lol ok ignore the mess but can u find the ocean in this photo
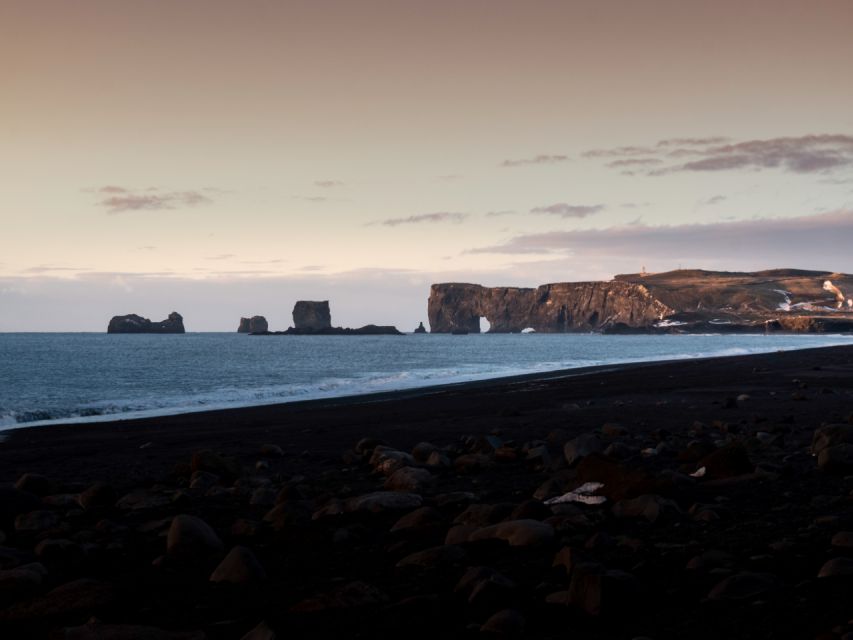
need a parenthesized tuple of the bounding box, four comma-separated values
(1, 332, 850, 430)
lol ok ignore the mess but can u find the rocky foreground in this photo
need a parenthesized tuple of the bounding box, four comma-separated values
(1, 347, 853, 638)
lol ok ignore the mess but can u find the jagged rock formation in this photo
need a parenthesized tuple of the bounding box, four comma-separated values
(414, 322, 427, 334)
(429, 270, 853, 334)
(107, 312, 185, 334)
(292, 301, 332, 332)
(238, 316, 269, 333)
(252, 301, 403, 335)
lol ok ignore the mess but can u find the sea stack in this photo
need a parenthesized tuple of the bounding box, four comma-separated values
(107, 312, 185, 334)
(414, 322, 427, 333)
(238, 316, 269, 333)
(292, 301, 332, 332)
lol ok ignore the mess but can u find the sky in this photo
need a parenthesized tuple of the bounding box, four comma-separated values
(1, 0, 852, 331)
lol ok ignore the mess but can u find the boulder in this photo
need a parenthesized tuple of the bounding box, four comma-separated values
(14, 473, 53, 497)
(396, 544, 467, 569)
(190, 450, 241, 482)
(468, 519, 555, 547)
(564, 433, 604, 466)
(707, 572, 777, 600)
(384, 467, 434, 492)
(61, 620, 205, 640)
(817, 557, 853, 578)
(210, 546, 266, 584)
(166, 515, 224, 564)
(345, 492, 423, 514)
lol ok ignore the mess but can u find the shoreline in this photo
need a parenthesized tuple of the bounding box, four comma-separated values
(3, 336, 851, 432)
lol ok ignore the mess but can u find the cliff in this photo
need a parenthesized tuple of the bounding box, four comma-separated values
(107, 312, 185, 334)
(238, 316, 269, 333)
(428, 269, 853, 333)
(293, 301, 331, 331)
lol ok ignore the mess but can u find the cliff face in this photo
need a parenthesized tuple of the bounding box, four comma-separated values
(238, 316, 269, 333)
(107, 312, 185, 334)
(429, 270, 853, 333)
(292, 301, 331, 331)
(428, 282, 672, 333)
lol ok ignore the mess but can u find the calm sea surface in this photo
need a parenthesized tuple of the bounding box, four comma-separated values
(1, 332, 850, 429)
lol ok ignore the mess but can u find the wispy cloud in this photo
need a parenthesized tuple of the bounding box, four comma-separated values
(587, 134, 853, 176)
(96, 187, 213, 213)
(437, 174, 463, 182)
(467, 211, 853, 266)
(205, 254, 235, 261)
(530, 203, 605, 218)
(314, 180, 344, 188)
(371, 212, 469, 227)
(701, 195, 727, 206)
(485, 210, 516, 217)
(501, 154, 570, 167)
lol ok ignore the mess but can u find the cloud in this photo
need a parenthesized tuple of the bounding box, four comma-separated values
(293, 195, 330, 202)
(589, 134, 853, 176)
(485, 210, 516, 217)
(205, 254, 235, 261)
(501, 154, 570, 167)
(530, 203, 605, 218)
(314, 180, 344, 188)
(702, 195, 727, 206)
(605, 158, 662, 168)
(437, 174, 463, 181)
(372, 212, 469, 227)
(97, 188, 213, 213)
(467, 211, 853, 269)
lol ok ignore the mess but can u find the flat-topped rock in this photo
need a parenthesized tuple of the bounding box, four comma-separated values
(107, 312, 185, 334)
(238, 316, 269, 333)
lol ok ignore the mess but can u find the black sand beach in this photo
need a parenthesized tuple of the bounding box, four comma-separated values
(1, 345, 852, 638)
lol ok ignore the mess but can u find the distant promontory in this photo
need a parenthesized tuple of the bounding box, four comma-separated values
(428, 269, 853, 334)
(107, 312, 185, 334)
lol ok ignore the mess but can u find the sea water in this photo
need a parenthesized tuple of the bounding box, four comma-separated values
(0, 332, 850, 429)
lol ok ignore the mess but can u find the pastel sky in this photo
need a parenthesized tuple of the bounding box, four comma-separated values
(2, 0, 852, 331)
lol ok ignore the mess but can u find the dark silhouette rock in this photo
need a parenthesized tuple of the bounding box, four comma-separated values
(428, 269, 853, 333)
(238, 316, 269, 333)
(292, 301, 332, 331)
(107, 312, 185, 334)
(413, 322, 427, 333)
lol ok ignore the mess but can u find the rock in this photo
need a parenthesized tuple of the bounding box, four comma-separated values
(697, 443, 753, 480)
(413, 322, 427, 334)
(249, 488, 277, 507)
(259, 443, 284, 457)
(817, 557, 853, 578)
(601, 423, 628, 438)
(425, 450, 451, 468)
(78, 482, 117, 510)
(238, 316, 269, 333)
(210, 546, 266, 583)
(390, 507, 444, 533)
(567, 564, 643, 616)
(190, 450, 241, 481)
(61, 619, 206, 639)
(0, 578, 116, 621)
(468, 519, 555, 547)
(190, 471, 220, 491)
(456, 566, 517, 609)
(116, 490, 170, 511)
(612, 495, 681, 523)
(0, 562, 47, 599)
(34, 538, 84, 572)
(831, 531, 853, 549)
(0, 485, 42, 528)
(454, 453, 493, 474)
(369, 447, 415, 475)
(552, 546, 592, 577)
(412, 442, 438, 463)
(15, 510, 61, 533)
(453, 503, 514, 527)
(397, 544, 467, 569)
(384, 467, 434, 492)
(241, 621, 278, 640)
(290, 580, 388, 612)
(811, 424, 853, 454)
(574, 455, 656, 501)
(707, 572, 777, 600)
(345, 491, 423, 514)
(263, 502, 310, 530)
(817, 443, 853, 473)
(564, 433, 605, 466)
(107, 312, 185, 334)
(480, 609, 525, 636)
(166, 515, 224, 564)
(14, 473, 53, 497)
(292, 300, 332, 331)
(525, 445, 551, 470)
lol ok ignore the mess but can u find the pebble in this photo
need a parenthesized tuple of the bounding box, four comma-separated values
(210, 545, 266, 583)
